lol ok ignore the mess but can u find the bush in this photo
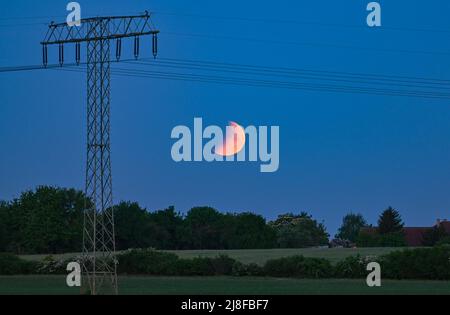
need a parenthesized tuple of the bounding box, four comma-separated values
(380, 246, 450, 280)
(210, 255, 236, 275)
(232, 262, 264, 277)
(117, 249, 180, 275)
(174, 255, 237, 276)
(35, 255, 87, 275)
(334, 255, 374, 279)
(436, 237, 450, 246)
(263, 255, 333, 278)
(0, 253, 39, 275)
(117, 249, 237, 276)
(177, 257, 215, 276)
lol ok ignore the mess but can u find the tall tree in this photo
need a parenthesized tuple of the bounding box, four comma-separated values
(115, 202, 157, 250)
(270, 212, 329, 248)
(184, 207, 225, 249)
(148, 206, 184, 249)
(336, 213, 367, 242)
(6, 186, 85, 254)
(0, 201, 9, 251)
(222, 212, 277, 249)
(422, 224, 449, 247)
(377, 207, 404, 235)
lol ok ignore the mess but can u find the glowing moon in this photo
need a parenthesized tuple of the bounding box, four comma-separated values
(215, 122, 246, 157)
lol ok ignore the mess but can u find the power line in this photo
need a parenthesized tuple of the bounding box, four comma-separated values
(0, 11, 148, 27)
(113, 67, 450, 99)
(126, 59, 450, 90)
(4, 11, 450, 35)
(4, 57, 449, 87)
(3, 56, 450, 99)
(0, 57, 144, 73)
(0, 15, 66, 21)
(153, 11, 450, 34)
(49, 63, 450, 100)
(2, 22, 450, 57)
(164, 31, 450, 57)
(157, 57, 450, 85)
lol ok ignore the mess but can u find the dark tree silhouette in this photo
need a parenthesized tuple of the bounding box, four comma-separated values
(336, 213, 367, 242)
(378, 207, 404, 235)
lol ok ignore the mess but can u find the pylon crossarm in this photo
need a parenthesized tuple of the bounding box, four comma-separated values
(41, 14, 159, 45)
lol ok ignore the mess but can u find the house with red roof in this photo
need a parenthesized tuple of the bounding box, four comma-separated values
(360, 219, 450, 247)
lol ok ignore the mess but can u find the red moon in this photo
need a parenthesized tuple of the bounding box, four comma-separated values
(215, 122, 246, 157)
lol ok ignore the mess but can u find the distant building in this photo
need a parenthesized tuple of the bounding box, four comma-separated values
(360, 219, 450, 247)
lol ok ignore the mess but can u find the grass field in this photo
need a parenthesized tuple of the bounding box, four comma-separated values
(14, 247, 449, 295)
(20, 247, 404, 265)
(0, 275, 449, 295)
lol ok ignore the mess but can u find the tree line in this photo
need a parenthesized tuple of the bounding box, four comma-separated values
(335, 208, 450, 247)
(1, 186, 447, 254)
(0, 186, 329, 254)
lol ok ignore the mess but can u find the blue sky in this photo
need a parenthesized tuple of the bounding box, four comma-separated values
(1, 0, 450, 236)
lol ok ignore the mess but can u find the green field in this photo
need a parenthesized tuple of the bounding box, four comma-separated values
(13, 247, 449, 295)
(0, 275, 449, 295)
(20, 247, 404, 265)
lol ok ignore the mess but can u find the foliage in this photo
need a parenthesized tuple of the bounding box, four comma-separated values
(0, 188, 281, 253)
(3, 247, 450, 281)
(378, 232, 407, 247)
(183, 207, 225, 249)
(115, 203, 185, 250)
(356, 231, 378, 247)
(115, 202, 157, 250)
(231, 262, 264, 277)
(148, 206, 185, 250)
(335, 213, 367, 242)
(0, 253, 39, 275)
(356, 231, 406, 247)
(0, 201, 9, 252)
(222, 213, 277, 249)
(380, 246, 450, 280)
(117, 249, 180, 275)
(117, 249, 238, 276)
(1, 186, 86, 254)
(1, 186, 446, 256)
(178, 255, 236, 276)
(422, 225, 450, 247)
(270, 212, 329, 248)
(436, 236, 450, 246)
(263, 255, 333, 278)
(334, 255, 372, 279)
(377, 207, 404, 235)
(35, 255, 76, 275)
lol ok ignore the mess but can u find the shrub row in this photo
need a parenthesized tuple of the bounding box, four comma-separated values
(0, 253, 40, 275)
(381, 246, 450, 280)
(1, 246, 449, 280)
(117, 249, 237, 276)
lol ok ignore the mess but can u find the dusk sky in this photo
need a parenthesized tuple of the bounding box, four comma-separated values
(1, 0, 450, 236)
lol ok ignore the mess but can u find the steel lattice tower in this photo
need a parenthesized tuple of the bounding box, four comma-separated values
(41, 12, 159, 295)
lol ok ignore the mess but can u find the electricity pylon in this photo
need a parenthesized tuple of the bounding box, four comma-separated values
(41, 12, 159, 295)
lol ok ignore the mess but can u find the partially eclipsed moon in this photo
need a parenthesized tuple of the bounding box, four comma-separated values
(215, 122, 246, 157)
